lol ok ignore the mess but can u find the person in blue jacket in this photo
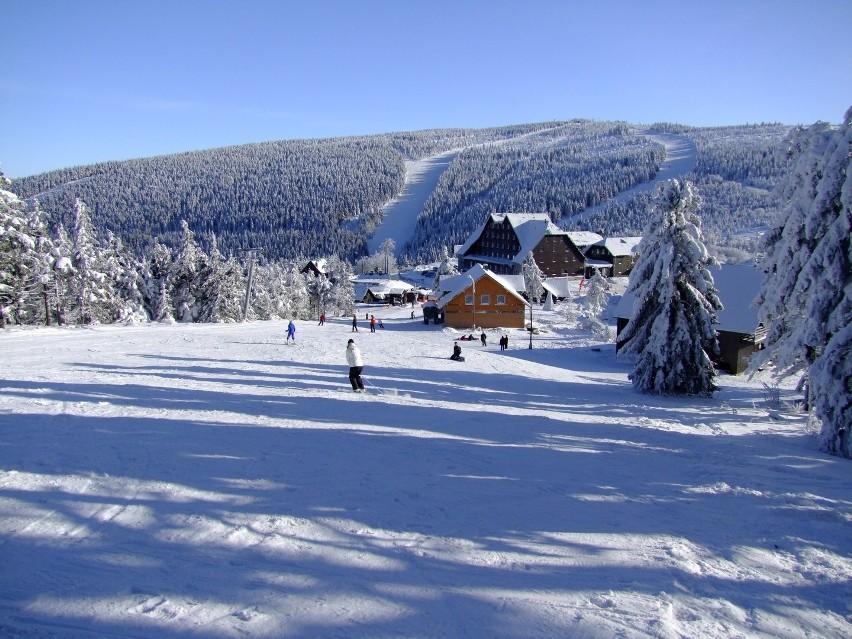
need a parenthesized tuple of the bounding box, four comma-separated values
(286, 320, 296, 344)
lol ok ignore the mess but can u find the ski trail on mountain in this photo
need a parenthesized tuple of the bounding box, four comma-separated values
(368, 151, 458, 256)
(559, 131, 697, 227)
(370, 126, 566, 257)
(369, 129, 696, 255)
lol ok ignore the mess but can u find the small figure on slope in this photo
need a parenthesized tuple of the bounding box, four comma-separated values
(346, 339, 365, 392)
(286, 320, 296, 344)
(450, 342, 465, 362)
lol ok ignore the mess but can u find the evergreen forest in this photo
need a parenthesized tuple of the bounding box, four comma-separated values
(9, 120, 791, 266)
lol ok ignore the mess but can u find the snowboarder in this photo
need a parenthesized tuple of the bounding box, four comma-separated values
(318, 312, 326, 326)
(370, 315, 376, 333)
(351, 314, 358, 332)
(346, 339, 365, 392)
(286, 320, 296, 344)
(450, 342, 465, 362)
(480, 331, 487, 347)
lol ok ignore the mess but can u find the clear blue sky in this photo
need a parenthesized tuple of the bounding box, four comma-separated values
(2, 0, 850, 178)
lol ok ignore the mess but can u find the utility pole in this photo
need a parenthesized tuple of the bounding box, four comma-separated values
(467, 274, 476, 330)
(529, 299, 533, 349)
(240, 248, 262, 322)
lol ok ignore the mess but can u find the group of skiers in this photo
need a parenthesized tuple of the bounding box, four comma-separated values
(289, 314, 509, 393)
(285, 314, 377, 392)
(449, 330, 510, 360)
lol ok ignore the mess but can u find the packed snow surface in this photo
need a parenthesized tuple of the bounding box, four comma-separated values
(1, 303, 850, 638)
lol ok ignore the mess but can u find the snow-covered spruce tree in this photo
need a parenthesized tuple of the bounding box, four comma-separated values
(324, 255, 355, 317)
(195, 235, 244, 323)
(145, 241, 175, 323)
(583, 270, 610, 318)
(522, 252, 545, 347)
(102, 231, 147, 323)
(26, 201, 58, 325)
(71, 199, 112, 324)
(564, 286, 579, 325)
(752, 109, 851, 456)
(51, 225, 75, 325)
(580, 270, 613, 341)
(284, 262, 311, 320)
(0, 173, 39, 327)
(171, 220, 203, 323)
(618, 180, 722, 396)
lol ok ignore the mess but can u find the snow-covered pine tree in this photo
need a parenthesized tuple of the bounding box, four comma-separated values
(71, 198, 111, 324)
(195, 235, 245, 323)
(249, 261, 278, 321)
(522, 252, 545, 304)
(102, 231, 147, 323)
(51, 225, 75, 325)
(216, 254, 246, 322)
(284, 262, 311, 320)
(564, 285, 578, 325)
(171, 220, 203, 323)
(0, 173, 40, 327)
(583, 270, 610, 319)
(324, 255, 355, 317)
(437, 246, 457, 275)
(145, 241, 175, 323)
(752, 108, 851, 456)
(581, 271, 613, 341)
(26, 201, 58, 325)
(522, 252, 545, 347)
(618, 180, 722, 396)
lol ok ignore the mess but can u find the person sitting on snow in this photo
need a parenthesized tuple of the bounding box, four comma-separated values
(450, 342, 464, 361)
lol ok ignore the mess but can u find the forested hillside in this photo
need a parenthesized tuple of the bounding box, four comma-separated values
(10, 124, 556, 263)
(576, 123, 791, 260)
(10, 120, 791, 265)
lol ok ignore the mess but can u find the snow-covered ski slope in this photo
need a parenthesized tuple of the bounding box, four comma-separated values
(559, 132, 698, 228)
(368, 150, 457, 255)
(368, 131, 697, 255)
(1, 305, 849, 638)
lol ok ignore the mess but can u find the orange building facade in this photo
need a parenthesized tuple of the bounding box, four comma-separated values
(442, 274, 527, 329)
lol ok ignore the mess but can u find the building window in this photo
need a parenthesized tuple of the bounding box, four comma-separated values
(480, 294, 490, 305)
(496, 295, 506, 305)
(465, 294, 473, 305)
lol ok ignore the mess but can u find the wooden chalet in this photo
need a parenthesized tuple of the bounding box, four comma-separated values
(615, 263, 765, 375)
(438, 264, 528, 329)
(584, 237, 642, 277)
(457, 213, 600, 277)
(353, 278, 415, 305)
(301, 259, 328, 278)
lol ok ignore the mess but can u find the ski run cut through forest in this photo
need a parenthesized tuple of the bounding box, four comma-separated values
(1, 304, 850, 639)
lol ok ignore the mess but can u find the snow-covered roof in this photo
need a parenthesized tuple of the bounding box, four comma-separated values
(303, 258, 328, 274)
(590, 236, 643, 257)
(712, 263, 763, 334)
(499, 274, 526, 294)
(437, 264, 528, 308)
(458, 213, 565, 265)
(456, 218, 490, 257)
(615, 263, 763, 335)
(541, 276, 574, 299)
(366, 281, 415, 296)
(507, 213, 560, 260)
(566, 231, 604, 247)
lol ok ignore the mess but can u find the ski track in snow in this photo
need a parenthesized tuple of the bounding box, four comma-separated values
(368, 130, 697, 255)
(0, 307, 850, 639)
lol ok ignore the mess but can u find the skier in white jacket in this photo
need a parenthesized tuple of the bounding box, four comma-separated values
(346, 339, 365, 392)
